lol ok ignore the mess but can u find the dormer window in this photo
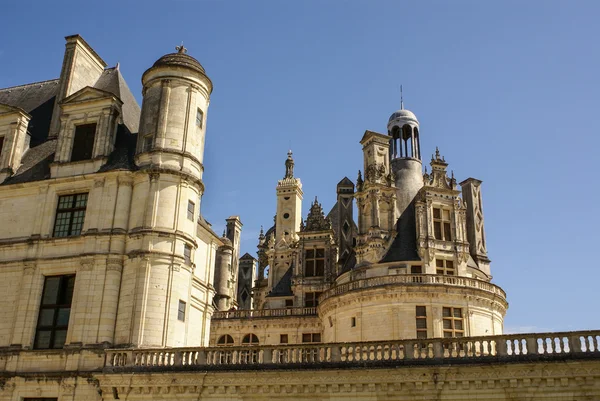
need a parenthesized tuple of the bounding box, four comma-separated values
(196, 108, 204, 128)
(70, 123, 96, 162)
(433, 207, 452, 241)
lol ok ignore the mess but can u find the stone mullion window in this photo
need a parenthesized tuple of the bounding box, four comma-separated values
(416, 306, 427, 339)
(442, 307, 464, 338)
(305, 248, 325, 277)
(34, 275, 76, 349)
(52, 193, 88, 237)
(433, 207, 452, 241)
(436, 259, 455, 275)
(304, 291, 322, 307)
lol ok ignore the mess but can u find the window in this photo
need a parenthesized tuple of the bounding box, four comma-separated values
(196, 108, 204, 128)
(411, 265, 422, 274)
(302, 333, 321, 343)
(143, 135, 153, 152)
(280, 334, 288, 344)
(351, 317, 356, 327)
(0, 136, 4, 158)
(53, 193, 88, 237)
(442, 307, 464, 338)
(34, 275, 75, 349)
(305, 248, 325, 277)
(304, 292, 322, 308)
(416, 306, 427, 339)
(217, 334, 234, 346)
(242, 334, 259, 345)
(184, 244, 192, 265)
(436, 259, 455, 275)
(240, 334, 259, 364)
(433, 207, 452, 241)
(285, 299, 294, 307)
(178, 300, 186, 321)
(70, 123, 96, 162)
(187, 200, 195, 221)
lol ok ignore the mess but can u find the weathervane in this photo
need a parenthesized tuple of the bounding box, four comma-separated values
(176, 42, 187, 54)
(400, 84, 404, 110)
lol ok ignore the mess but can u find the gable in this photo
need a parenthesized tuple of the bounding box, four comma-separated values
(61, 86, 121, 106)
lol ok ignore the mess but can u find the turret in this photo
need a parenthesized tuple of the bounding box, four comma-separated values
(387, 106, 423, 218)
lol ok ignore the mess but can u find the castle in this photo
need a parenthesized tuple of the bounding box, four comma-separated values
(0, 35, 597, 401)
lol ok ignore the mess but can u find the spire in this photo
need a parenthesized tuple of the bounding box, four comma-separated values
(284, 150, 294, 178)
(302, 196, 332, 232)
(400, 84, 404, 110)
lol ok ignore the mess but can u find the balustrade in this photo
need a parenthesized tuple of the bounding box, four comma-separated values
(105, 330, 600, 370)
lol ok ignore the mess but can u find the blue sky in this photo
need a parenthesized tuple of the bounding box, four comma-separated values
(1, 1, 599, 333)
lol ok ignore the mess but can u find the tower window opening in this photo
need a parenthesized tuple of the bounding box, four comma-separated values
(304, 292, 322, 307)
(433, 208, 452, 241)
(305, 248, 325, 277)
(351, 317, 356, 327)
(0, 136, 4, 158)
(177, 300, 186, 321)
(143, 135, 153, 152)
(436, 259, 455, 276)
(416, 306, 427, 339)
(196, 108, 204, 128)
(187, 200, 195, 221)
(184, 244, 192, 265)
(442, 307, 464, 338)
(283, 213, 290, 219)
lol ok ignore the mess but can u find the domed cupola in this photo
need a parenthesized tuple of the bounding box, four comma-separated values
(387, 97, 421, 161)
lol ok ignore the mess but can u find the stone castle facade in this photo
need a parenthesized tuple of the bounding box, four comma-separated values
(0, 35, 598, 401)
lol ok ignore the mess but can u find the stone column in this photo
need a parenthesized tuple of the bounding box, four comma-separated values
(98, 258, 123, 345)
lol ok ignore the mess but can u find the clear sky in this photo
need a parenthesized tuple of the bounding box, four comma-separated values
(1, 0, 599, 334)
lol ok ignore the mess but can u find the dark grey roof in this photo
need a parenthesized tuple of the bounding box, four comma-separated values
(340, 250, 357, 274)
(0, 79, 59, 146)
(97, 127, 138, 172)
(337, 176, 354, 187)
(326, 201, 358, 237)
(3, 139, 56, 185)
(240, 253, 257, 260)
(93, 67, 140, 134)
(267, 265, 293, 297)
(151, 52, 206, 74)
(380, 201, 421, 263)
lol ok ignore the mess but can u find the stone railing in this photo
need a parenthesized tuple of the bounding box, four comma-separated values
(320, 274, 507, 303)
(212, 307, 317, 319)
(105, 330, 599, 371)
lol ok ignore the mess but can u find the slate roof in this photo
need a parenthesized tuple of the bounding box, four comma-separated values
(0, 79, 59, 146)
(380, 201, 421, 263)
(93, 67, 140, 134)
(266, 265, 293, 297)
(0, 66, 141, 186)
(240, 253, 257, 260)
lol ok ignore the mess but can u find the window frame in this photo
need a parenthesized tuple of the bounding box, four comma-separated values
(280, 334, 289, 344)
(177, 300, 186, 322)
(433, 207, 453, 241)
(442, 307, 464, 338)
(416, 305, 427, 339)
(436, 259, 455, 275)
(304, 291, 322, 308)
(184, 244, 192, 265)
(187, 200, 195, 221)
(301, 332, 321, 343)
(34, 275, 76, 350)
(70, 123, 97, 162)
(52, 193, 88, 238)
(196, 108, 204, 129)
(304, 248, 325, 277)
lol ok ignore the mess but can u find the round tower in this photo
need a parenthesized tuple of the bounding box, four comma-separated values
(387, 107, 423, 217)
(115, 45, 214, 348)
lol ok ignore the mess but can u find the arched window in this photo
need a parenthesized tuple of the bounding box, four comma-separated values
(240, 334, 259, 364)
(217, 334, 234, 346)
(242, 334, 259, 345)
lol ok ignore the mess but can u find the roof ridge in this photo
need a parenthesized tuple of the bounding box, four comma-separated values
(0, 78, 60, 92)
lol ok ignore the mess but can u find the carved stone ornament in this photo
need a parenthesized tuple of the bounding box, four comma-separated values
(302, 197, 332, 232)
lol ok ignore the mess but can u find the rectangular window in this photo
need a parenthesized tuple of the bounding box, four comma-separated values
(34, 275, 75, 349)
(280, 334, 288, 344)
(351, 317, 356, 327)
(436, 259, 455, 275)
(187, 200, 195, 221)
(302, 333, 321, 343)
(305, 248, 325, 277)
(196, 108, 204, 128)
(285, 299, 294, 307)
(442, 307, 464, 338)
(143, 135, 153, 152)
(433, 207, 452, 241)
(410, 265, 422, 274)
(70, 123, 96, 162)
(53, 193, 88, 237)
(0, 136, 4, 157)
(184, 244, 192, 265)
(178, 300, 186, 321)
(304, 292, 322, 308)
(416, 306, 427, 339)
